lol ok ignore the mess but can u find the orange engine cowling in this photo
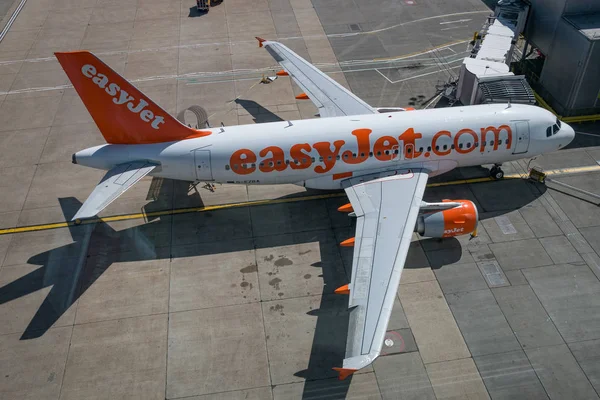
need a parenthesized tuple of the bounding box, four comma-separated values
(415, 200, 478, 238)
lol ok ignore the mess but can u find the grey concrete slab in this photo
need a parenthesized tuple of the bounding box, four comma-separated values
(525, 344, 599, 400)
(250, 200, 331, 237)
(523, 264, 600, 343)
(273, 372, 381, 399)
(0, 263, 78, 336)
(447, 289, 520, 357)
(0, 326, 71, 400)
(492, 285, 563, 349)
(580, 226, 600, 256)
(186, 387, 273, 400)
(434, 262, 488, 294)
(539, 235, 584, 264)
(426, 358, 490, 400)
(533, 148, 598, 170)
(470, 180, 538, 213)
(0, 211, 17, 265)
(489, 239, 554, 271)
(474, 350, 548, 400)
(481, 211, 536, 243)
(558, 220, 596, 255)
(583, 252, 600, 281)
(389, 296, 410, 331)
(374, 352, 436, 400)
(75, 258, 169, 324)
(547, 172, 600, 228)
(0, 91, 63, 132)
(477, 260, 510, 288)
(61, 315, 167, 400)
(504, 269, 529, 286)
(569, 339, 600, 394)
(400, 280, 470, 364)
(425, 245, 475, 269)
(519, 201, 563, 238)
(167, 303, 269, 398)
(171, 207, 253, 246)
(262, 294, 355, 384)
(255, 231, 347, 300)
(0, 128, 48, 168)
(170, 246, 259, 312)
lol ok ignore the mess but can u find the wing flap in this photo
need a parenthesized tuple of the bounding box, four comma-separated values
(259, 39, 376, 118)
(73, 161, 158, 220)
(340, 170, 429, 373)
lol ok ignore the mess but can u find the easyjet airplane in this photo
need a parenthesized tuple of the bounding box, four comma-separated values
(55, 37, 574, 380)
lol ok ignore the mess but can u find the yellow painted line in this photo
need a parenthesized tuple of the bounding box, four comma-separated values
(533, 90, 600, 123)
(1, 164, 599, 236)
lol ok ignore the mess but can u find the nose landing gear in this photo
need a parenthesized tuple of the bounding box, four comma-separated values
(490, 165, 504, 180)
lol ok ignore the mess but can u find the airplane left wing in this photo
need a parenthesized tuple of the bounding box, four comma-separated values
(257, 38, 376, 118)
(334, 169, 429, 379)
(73, 161, 158, 221)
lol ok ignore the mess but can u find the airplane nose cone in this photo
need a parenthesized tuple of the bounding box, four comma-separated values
(562, 122, 576, 148)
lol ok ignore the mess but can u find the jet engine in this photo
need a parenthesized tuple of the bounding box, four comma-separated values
(415, 200, 478, 238)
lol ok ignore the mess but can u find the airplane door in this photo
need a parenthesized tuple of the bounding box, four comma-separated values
(194, 149, 214, 181)
(512, 121, 530, 154)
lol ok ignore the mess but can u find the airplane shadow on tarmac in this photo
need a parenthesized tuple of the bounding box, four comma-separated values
(0, 173, 547, 399)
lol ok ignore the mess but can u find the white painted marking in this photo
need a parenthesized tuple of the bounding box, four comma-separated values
(385, 339, 394, 347)
(441, 26, 467, 31)
(495, 216, 518, 235)
(575, 131, 600, 138)
(440, 19, 472, 25)
(0, 0, 27, 42)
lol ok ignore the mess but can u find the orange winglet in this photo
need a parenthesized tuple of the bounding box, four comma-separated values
(337, 203, 353, 213)
(276, 70, 289, 76)
(334, 284, 350, 295)
(333, 367, 357, 380)
(340, 237, 355, 247)
(256, 37, 266, 47)
(296, 93, 309, 100)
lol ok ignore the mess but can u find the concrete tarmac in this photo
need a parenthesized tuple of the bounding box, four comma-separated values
(0, 0, 600, 399)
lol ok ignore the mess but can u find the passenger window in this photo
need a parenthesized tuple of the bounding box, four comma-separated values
(407, 148, 412, 153)
(443, 144, 448, 150)
(376, 151, 381, 156)
(499, 139, 502, 145)
(419, 147, 424, 152)
(394, 149, 399, 154)
(336, 155, 340, 160)
(459, 143, 463, 149)
(360, 153, 365, 157)
(427, 146, 431, 151)
(466, 142, 471, 148)
(319, 156, 324, 161)
(268, 161, 274, 167)
(369, 152, 373, 157)
(225, 165, 230, 170)
(276, 161, 281, 165)
(450, 144, 454, 149)
(252, 163, 256, 168)
(311, 157, 315, 162)
(343, 154, 348, 159)
(435, 145, 439, 151)
(260, 162, 264, 167)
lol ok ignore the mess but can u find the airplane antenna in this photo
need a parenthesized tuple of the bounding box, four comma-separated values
(506, 99, 511, 108)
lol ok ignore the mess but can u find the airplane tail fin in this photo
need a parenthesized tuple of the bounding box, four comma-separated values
(55, 51, 211, 145)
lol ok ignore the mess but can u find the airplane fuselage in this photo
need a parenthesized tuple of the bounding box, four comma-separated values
(73, 103, 574, 189)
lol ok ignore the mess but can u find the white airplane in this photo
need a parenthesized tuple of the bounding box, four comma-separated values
(55, 37, 574, 380)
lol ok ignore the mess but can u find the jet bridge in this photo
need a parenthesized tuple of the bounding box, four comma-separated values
(455, 0, 535, 106)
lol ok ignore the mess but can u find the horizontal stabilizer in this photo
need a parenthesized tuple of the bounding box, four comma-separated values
(73, 161, 157, 221)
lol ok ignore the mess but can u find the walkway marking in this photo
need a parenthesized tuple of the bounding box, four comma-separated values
(0, 164, 598, 236)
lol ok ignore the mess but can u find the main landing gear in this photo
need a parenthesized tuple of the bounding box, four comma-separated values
(490, 164, 504, 180)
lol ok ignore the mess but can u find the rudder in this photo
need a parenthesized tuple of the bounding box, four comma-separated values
(55, 51, 211, 144)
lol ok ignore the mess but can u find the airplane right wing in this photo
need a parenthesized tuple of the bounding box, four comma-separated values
(257, 38, 377, 118)
(73, 161, 158, 221)
(334, 169, 429, 379)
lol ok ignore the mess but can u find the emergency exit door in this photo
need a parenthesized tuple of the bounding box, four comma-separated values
(512, 121, 530, 154)
(194, 150, 213, 181)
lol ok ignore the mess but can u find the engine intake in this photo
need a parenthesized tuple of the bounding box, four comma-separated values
(415, 200, 478, 238)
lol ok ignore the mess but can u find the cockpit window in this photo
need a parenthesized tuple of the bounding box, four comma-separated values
(547, 120, 561, 137)
(556, 118, 561, 129)
(552, 123, 560, 135)
(546, 127, 552, 137)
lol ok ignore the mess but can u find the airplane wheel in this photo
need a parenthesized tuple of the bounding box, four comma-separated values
(490, 167, 504, 180)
